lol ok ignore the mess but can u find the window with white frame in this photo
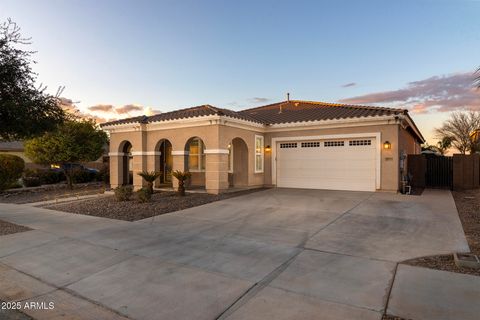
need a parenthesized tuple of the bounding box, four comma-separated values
(228, 143, 233, 173)
(188, 138, 205, 171)
(255, 135, 264, 173)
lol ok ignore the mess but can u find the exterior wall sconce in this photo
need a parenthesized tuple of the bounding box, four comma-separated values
(265, 145, 271, 152)
(383, 141, 391, 150)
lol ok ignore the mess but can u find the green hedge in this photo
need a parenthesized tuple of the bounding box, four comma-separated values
(0, 154, 25, 191)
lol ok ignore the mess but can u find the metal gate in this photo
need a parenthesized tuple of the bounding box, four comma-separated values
(408, 154, 453, 189)
(425, 155, 453, 188)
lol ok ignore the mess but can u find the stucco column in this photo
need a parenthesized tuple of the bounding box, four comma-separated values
(108, 153, 122, 189)
(171, 151, 187, 191)
(132, 152, 147, 190)
(205, 150, 229, 194)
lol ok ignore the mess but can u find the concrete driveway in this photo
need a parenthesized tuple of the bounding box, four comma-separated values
(0, 188, 471, 320)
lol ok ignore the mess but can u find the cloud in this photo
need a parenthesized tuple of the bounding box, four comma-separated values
(249, 97, 270, 103)
(58, 97, 108, 123)
(88, 104, 114, 112)
(115, 104, 144, 114)
(339, 72, 480, 113)
(341, 82, 356, 88)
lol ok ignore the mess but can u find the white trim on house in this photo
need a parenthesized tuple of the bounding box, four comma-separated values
(102, 114, 401, 135)
(255, 135, 265, 173)
(204, 149, 230, 154)
(172, 150, 189, 155)
(129, 151, 162, 156)
(108, 152, 126, 156)
(271, 132, 382, 190)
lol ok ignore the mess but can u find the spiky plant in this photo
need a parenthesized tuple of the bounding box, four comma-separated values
(137, 170, 161, 194)
(171, 170, 191, 196)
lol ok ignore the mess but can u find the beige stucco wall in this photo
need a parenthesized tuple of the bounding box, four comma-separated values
(107, 120, 420, 193)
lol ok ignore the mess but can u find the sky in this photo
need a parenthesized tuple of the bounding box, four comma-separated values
(1, 0, 480, 144)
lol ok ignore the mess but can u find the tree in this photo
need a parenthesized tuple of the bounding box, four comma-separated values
(24, 120, 108, 189)
(0, 18, 67, 141)
(435, 136, 453, 155)
(434, 111, 480, 154)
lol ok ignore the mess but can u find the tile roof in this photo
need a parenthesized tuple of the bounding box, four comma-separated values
(100, 100, 407, 127)
(239, 100, 406, 125)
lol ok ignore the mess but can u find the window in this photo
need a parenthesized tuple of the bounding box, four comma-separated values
(349, 139, 372, 146)
(228, 143, 233, 173)
(280, 142, 298, 148)
(301, 142, 320, 148)
(255, 135, 264, 173)
(324, 141, 344, 147)
(188, 138, 205, 171)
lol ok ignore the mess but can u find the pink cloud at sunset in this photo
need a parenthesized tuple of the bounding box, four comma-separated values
(340, 72, 480, 114)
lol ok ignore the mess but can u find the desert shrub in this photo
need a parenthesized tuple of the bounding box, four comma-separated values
(96, 165, 110, 184)
(71, 168, 96, 183)
(22, 176, 42, 187)
(171, 170, 191, 196)
(137, 170, 161, 194)
(136, 187, 152, 203)
(8, 181, 23, 189)
(114, 185, 133, 201)
(40, 170, 65, 184)
(0, 154, 25, 191)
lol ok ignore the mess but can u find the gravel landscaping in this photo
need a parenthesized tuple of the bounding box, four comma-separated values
(402, 189, 480, 276)
(0, 183, 106, 204)
(43, 188, 267, 221)
(0, 219, 32, 236)
(382, 315, 409, 320)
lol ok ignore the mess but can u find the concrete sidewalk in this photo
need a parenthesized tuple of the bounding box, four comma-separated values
(0, 188, 474, 320)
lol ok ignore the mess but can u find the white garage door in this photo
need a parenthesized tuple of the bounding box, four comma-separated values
(276, 138, 376, 191)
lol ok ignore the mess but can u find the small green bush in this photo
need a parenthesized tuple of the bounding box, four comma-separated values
(8, 181, 23, 189)
(114, 185, 133, 201)
(0, 154, 25, 191)
(22, 176, 42, 187)
(136, 187, 152, 203)
(23, 169, 65, 185)
(71, 168, 97, 183)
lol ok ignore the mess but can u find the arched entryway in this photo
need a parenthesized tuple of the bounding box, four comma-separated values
(185, 137, 206, 188)
(229, 138, 248, 187)
(155, 139, 173, 187)
(118, 141, 133, 186)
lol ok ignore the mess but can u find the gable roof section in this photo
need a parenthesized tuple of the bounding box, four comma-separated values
(99, 100, 423, 142)
(239, 100, 406, 125)
(101, 105, 262, 127)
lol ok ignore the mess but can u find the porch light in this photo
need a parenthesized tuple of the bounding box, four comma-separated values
(265, 145, 271, 152)
(383, 141, 391, 150)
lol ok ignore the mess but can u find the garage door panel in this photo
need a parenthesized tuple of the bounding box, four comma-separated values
(277, 138, 376, 192)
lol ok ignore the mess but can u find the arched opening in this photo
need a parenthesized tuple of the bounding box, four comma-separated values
(229, 138, 249, 187)
(155, 139, 173, 187)
(185, 137, 206, 188)
(118, 141, 133, 186)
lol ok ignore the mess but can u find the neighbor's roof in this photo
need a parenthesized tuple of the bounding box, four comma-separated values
(101, 100, 406, 127)
(0, 141, 24, 151)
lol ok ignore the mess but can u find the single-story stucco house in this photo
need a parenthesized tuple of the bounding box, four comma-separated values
(100, 98, 424, 194)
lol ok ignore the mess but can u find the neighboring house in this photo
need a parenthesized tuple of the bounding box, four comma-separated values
(0, 141, 43, 169)
(101, 99, 424, 194)
(0, 140, 109, 170)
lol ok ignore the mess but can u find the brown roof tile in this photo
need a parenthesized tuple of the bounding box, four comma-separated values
(100, 100, 406, 127)
(239, 100, 406, 125)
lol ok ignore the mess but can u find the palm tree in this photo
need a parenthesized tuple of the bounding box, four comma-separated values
(137, 170, 161, 194)
(436, 136, 452, 155)
(171, 170, 191, 196)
